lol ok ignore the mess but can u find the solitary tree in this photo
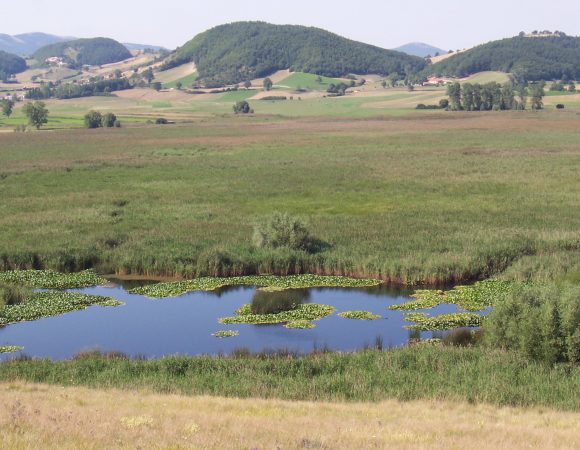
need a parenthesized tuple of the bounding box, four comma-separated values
(263, 77, 273, 91)
(175, 81, 183, 90)
(243, 80, 252, 89)
(1, 99, 14, 118)
(23, 101, 49, 129)
(530, 84, 545, 110)
(152, 81, 162, 92)
(447, 82, 462, 110)
(143, 67, 155, 84)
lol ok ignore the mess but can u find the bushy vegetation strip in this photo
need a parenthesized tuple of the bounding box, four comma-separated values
(212, 330, 239, 338)
(0, 292, 122, 325)
(1, 348, 578, 410)
(0, 346, 23, 354)
(219, 303, 334, 325)
(0, 270, 106, 289)
(404, 312, 483, 331)
(390, 280, 513, 312)
(338, 311, 381, 320)
(284, 320, 315, 329)
(130, 275, 381, 298)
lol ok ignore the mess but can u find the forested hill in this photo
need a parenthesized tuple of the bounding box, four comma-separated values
(33, 38, 131, 68)
(163, 22, 426, 85)
(0, 50, 27, 76)
(427, 33, 580, 81)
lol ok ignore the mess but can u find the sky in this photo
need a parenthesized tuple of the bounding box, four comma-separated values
(3, 0, 580, 50)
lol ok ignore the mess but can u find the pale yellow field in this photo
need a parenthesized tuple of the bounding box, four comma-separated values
(0, 383, 578, 449)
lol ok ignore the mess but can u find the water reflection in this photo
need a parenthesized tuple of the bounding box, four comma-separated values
(250, 289, 310, 314)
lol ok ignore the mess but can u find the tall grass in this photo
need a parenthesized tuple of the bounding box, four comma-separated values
(1, 347, 578, 410)
(0, 115, 578, 284)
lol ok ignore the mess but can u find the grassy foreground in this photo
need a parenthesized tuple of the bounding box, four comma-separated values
(1, 348, 578, 411)
(1, 113, 579, 284)
(1, 383, 578, 449)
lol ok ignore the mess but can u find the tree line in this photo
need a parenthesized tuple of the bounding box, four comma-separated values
(446, 82, 545, 111)
(25, 78, 133, 100)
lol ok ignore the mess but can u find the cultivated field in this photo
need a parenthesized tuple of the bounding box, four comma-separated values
(1, 382, 578, 449)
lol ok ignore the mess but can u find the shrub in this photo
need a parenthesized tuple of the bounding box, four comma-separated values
(260, 96, 287, 101)
(155, 118, 168, 124)
(439, 99, 449, 109)
(556, 104, 565, 109)
(233, 100, 251, 114)
(253, 212, 318, 252)
(84, 110, 103, 129)
(484, 283, 580, 365)
(101, 112, 117, 128)
(0, 283, 32, 308)
(114, 120, 121, 128)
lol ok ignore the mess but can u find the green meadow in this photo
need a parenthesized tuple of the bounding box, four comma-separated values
(0, 111, 578, 286)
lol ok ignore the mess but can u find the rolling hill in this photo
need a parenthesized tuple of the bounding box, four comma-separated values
(33, 38, 132, 68)
(0, 50, 27, 76)
(0, 32, 72, 55)
(163, 21, 426, 85)
(394, 42, 446, 58)
(427, 33, 580, 81)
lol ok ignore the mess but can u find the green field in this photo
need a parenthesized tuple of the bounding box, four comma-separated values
(1, 112, 578, 286)
(278, 72, 343, 90)
(162, 72, 198, 89)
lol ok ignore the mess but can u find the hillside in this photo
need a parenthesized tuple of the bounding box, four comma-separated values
(0, 32, 72, 55)
(394, 42, 446, 58)
(33, 38, 132, 68)
(427, 33, 580, 81)
(0, 50, 27, 76)
(163, 21, 426, 85)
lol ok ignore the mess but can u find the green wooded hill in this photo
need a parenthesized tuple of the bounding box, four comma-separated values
(428, 34, 580, 81)
(0, 50, 27, 75)
(33, 38, 132, 68)
(163, 21, 426, 85)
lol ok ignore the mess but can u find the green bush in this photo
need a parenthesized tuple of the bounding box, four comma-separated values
(84, 111, 103, 129)
(484, 283, 580, 365)
(0, 283, 32, 309)
(253, 212, 320, 253)
(101, 112, 117, 128)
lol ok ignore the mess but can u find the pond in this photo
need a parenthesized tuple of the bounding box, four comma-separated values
(0, 280, 485, 360)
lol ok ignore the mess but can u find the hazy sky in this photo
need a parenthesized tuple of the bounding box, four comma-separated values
(3, 0, 580, 50)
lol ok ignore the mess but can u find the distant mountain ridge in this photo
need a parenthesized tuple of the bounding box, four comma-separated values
(0, 32, 166, 56)
(394, 42, 446, 58)
(164, 21, 426, 85)
(0, 32, 73, 55)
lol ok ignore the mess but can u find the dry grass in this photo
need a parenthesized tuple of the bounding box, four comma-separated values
(0, 382, 578, 449)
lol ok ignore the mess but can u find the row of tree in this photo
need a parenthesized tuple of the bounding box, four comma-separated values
(25, 78, 134, 101)
(446, 82, 545, 111)
(84, 111, 121, 128)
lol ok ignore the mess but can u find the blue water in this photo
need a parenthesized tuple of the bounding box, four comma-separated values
(0, 282, 482, 360)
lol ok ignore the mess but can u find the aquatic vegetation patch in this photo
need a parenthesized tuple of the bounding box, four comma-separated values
(219, 303, 335, 325)
(389, 280, 514, 312)
(338, 311, 381, 320)
(284, 320, 315, 329)
(0, 270, 106, 289)
(212, 330, 240, 338)
(0, 292, 122, 325)
(0, 346, 23, 354)
(403, 312, 482, 331)
(130, 275, 381, 298)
